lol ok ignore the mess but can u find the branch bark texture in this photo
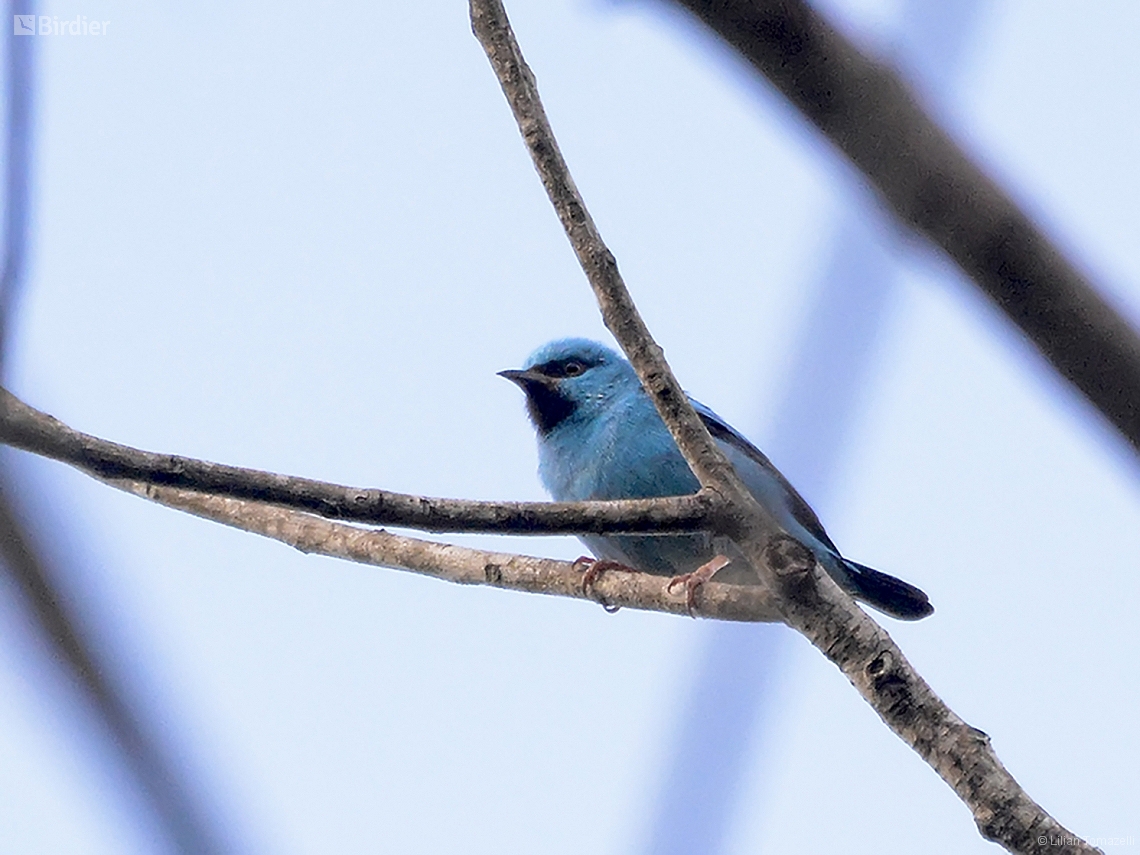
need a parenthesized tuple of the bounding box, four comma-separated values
(108, 479, 779, 622)
(470, 1, 1101, 852)
(0, 388, 721, 536)
(671, 0, 1140, 457)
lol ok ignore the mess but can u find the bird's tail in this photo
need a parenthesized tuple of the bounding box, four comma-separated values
(842, 560, 933, 620)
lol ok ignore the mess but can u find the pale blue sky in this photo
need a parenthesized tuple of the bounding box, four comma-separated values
(0, 1, 1137, 852)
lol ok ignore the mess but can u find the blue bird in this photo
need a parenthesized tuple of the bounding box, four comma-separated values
(500, 338, 932, 620)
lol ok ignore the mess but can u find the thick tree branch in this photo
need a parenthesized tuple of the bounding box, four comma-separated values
(106, 478, 780, 622)
(670, 0, 1140, 457)
(470, 1, 1099, 852)
(0, 388, 723, 536)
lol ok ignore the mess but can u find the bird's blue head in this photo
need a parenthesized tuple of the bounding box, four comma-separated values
(499, 338, 638, 435)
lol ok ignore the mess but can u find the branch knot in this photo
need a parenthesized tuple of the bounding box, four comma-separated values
(763, 535, 815, 579)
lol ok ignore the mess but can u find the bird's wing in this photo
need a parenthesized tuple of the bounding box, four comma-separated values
(692, 400, 841, 555)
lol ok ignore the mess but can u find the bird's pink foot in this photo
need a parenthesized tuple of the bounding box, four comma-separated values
(667, 554, 732, 617)
(572, 556, 633, 612)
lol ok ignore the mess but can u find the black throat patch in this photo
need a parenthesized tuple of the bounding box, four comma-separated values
(524, 384, 577, 435)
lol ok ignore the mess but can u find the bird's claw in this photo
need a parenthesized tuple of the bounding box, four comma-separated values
(572, 556, 631, 613)
(667, 554, 732, 617)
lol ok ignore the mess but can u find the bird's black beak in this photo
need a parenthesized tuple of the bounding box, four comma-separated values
(497, 368, 556, 392)
(499, 368, 575, 434)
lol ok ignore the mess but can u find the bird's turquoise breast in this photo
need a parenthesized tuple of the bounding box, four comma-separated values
(538, 392, 711, 575)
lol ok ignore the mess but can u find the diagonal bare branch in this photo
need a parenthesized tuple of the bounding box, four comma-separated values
(0, 387, 723, 536)
(469, 1, 1100, 852)
(670, 0, 1140, 457)
(471, 0, 740, 498)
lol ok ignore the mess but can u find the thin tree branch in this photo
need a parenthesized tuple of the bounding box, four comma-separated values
(670, 0, 1140, 457)
(0, 387, 723, 536)
(469, 1, 1099, 852)
(105, 478, 780, 622)
(471, 0, 739, 497)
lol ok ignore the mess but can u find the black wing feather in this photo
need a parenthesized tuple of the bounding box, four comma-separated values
(694, 405, 933, 620)
(697, 408, 840, 554)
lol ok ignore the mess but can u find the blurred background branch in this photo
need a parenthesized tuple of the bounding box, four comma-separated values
(642, 2, 985, 851)
(671, 0, 1140, 455)
(0, 3, 228, 851)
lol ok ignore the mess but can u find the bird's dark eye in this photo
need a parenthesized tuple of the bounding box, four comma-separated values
(534, 357, 592, 379)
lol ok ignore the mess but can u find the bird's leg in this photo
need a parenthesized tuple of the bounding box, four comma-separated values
(667, 554, 732, 617)
(572, 556, 633, 613)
